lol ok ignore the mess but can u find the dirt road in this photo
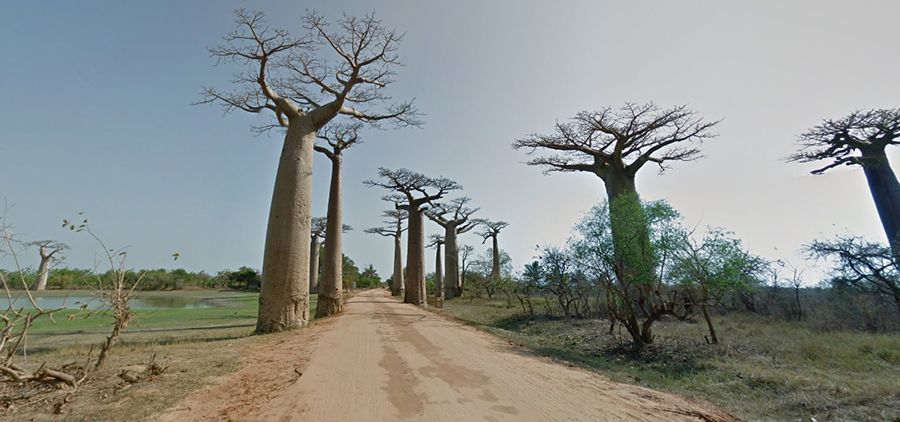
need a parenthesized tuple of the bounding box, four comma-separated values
(161, 289, 735, 421)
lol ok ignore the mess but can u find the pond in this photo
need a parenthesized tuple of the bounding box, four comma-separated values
(4, 292, 227, 310)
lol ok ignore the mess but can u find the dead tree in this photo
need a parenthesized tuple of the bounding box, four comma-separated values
(790, 109, 900, 261)
(425, 197, 479, 299)
(364, 203, 408, 296)
(1, 220, 83, 389)
(314, 122, 362, 316)
(477, 220, 509, 285)
(201, 9, 418, 333)
(427, 234, 445, 307)
(789, 267, 805, 322)
(63, 217, 144, 368)
(364, 168, 460, 306)
(27, 240, 67, 291)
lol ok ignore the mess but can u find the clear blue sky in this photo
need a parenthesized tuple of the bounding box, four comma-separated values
(1, 1, 899, 283)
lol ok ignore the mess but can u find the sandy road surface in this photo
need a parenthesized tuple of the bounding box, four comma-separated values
(161, 289, 735, 421)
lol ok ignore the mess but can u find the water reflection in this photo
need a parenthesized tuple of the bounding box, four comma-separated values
(7, 293, 221, 310)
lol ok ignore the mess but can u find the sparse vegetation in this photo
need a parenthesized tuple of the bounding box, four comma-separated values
(438, 296, 900, 421)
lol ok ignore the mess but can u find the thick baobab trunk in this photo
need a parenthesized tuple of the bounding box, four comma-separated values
(444, 226, 460, 299)
(861, 151, 900, 261)
(603, 169, 654, 284)
(392, 234, 404, 296)
(603, 168, 637, 201)
(317, 156, 344, 317)
(309, 236, 321, 293)
(491, 235, 500, 282)
(257, 119, 314, 333)
(602, 169, 659, 346)
(405, 208, 426, 306)
(434, 242, 443, 307)
(30, 250, 52, 291)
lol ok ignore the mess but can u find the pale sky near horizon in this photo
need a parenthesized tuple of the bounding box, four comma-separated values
(1, 1, 899, 284)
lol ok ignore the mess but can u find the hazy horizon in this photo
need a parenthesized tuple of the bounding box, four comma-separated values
(2, 1, 899, 285)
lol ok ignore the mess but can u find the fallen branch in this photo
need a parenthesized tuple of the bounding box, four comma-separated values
(0, 363, 78, 387)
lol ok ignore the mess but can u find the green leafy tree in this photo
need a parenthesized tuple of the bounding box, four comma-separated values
(468, 248, 511, 299)
(671, 229, 766, 343)
(223, 267, 262, 291)
(357, 265, 381, 289)
(571, 199, 684, 346)
(341, 254, 361, 290)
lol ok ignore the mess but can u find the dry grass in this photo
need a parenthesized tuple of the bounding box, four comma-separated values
(440, 298, 900, 421)
(0, 327, 267, 420)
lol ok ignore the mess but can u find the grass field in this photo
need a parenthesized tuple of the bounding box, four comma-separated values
(26, 291, 260, 331)
(438, 297, 900, 421)
(22, 290, 265, 351)
(1, 290, 320, 421)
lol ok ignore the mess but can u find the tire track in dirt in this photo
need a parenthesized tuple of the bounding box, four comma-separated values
(159, 290, 738, 421)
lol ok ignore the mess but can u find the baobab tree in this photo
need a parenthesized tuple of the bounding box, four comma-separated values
(425, 197, 480, 298)
(477, 220, 509, 285)
(513, 103, 717, 292)
(28, 241, 67, 291)
(309, 217, 327, 293)
(427, 234, 445, 307)
(789, 109, 900, 261)
(314, 122, 362, 316)
(364, 168, 460, 306)
(364, 206, 408, 296)
(310, 216, 351, 297)
(513, 103, 717, 345)
(201, 10, 418, 332)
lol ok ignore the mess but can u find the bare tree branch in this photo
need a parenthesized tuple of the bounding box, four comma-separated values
(314, 120, 364, 160)
(363, 168, 461, 208)
(425, 197, 479, 228)
(789, 108, 900, 174)
(200, 9, 421, 131)
(513, 103, 718, 177)
(476, 220, 509, 243)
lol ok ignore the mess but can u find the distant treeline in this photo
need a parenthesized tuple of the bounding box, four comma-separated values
(0, 267, 260, 291)
(1, 251, 385, 292)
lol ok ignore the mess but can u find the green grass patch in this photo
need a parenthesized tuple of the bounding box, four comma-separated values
(27, 291, 262, 334)
(22, 290, 318, 351)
